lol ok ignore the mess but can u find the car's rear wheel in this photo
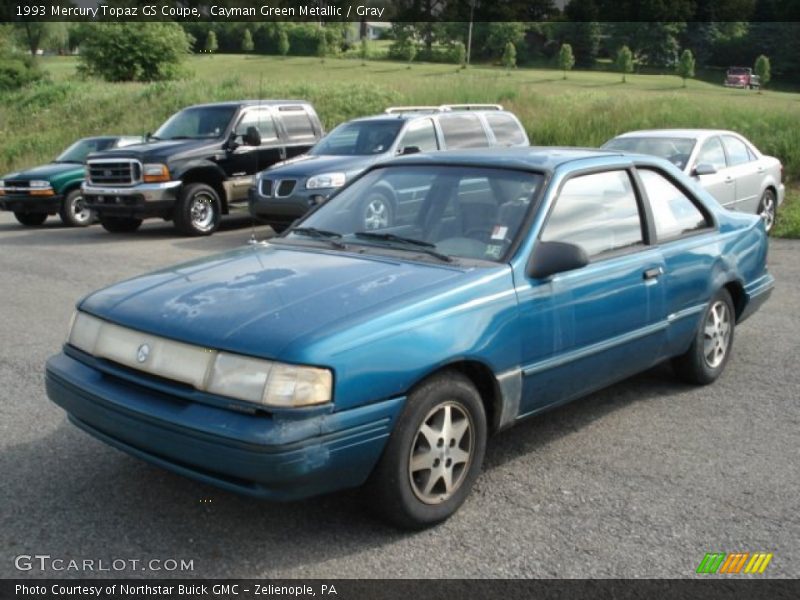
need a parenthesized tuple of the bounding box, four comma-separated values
(14, 212, 48, 226)
(174, 183, 221, 236)
(758, 188, 777, 233)
(99, 215, 142, 233)
(367, 372, 487, 529)
(672, 288, 735, 385)
(59, 189, 94, 227)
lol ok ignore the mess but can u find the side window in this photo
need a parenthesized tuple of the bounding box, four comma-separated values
(695, 137, 727, 171)
(638, 169, 709, 240)
(280, 107, 316, 141)
(438, 114, 489, 149)
(485, 113, 526, 146)
(398, 119, 438, 153)
(722, 135, 751, 167)
(541, 170, 643, 259)
(234, 109, 277, 142)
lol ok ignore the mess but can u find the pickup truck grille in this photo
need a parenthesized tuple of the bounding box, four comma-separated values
(87, 160, 141, 186)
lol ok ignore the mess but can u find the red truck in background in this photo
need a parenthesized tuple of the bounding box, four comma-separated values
(724, 67, 761, 89)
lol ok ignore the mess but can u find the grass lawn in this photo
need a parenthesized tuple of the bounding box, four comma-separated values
(1, 54, 799, 236)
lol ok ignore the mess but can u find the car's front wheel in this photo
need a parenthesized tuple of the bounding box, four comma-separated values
(174, 183, 221, 236)
(361, 191, 393, 231)
(59, 189, 94, 227)
(99, 215, 142, 233)
(758, 188, 777, 233)
(367, 372, 487, 529)
(14, 212, 47, 226)
(672, 288, 735, 385)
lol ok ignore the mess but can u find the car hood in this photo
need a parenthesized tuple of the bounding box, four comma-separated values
(79, 244, 471, 361)
(86, 139, 220, 164)
(264, 154, 379, 179)
(3, 162, 82, 181)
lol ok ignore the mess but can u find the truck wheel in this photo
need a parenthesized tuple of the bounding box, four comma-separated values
(59, 189, 94, 227)
(14, 212, 47, 226)
(366, 372, 487, 529)
(99, 216, 142, 233)
(175, 183, 221, 236)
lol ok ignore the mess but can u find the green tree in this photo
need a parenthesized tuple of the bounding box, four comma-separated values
(502, 42, 517, 70)
(676, 48, 695, 87)
(404, 40, 417, 68)
(77, 23, 191, 82)
(360, 37, 369, 64)
(241, 28, 254, 53)
(204, 30, 218, 55)
(485, 22, 526, 59)
(754, 54, 770, 91)
(316, 30, 328, 62)
(452, 41, 466, 68)
(277, 28, 290, 58)
(13, 23, 68, 56)
(563, 0, 601, 67)
(559, 43, 575, 79)
(616, 45, 634, 82)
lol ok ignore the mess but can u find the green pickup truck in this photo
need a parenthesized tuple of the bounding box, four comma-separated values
(0, 136, 142, 227)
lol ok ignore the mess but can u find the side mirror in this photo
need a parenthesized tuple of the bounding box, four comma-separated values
(692, 163, 717, 177)
(400, 145, 421, 155)
(244, 126, 262, 147)
(527, 241, 589, 280)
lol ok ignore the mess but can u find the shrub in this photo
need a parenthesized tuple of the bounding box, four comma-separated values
(676, 49, 695, 87)
(755, 55, 771, 89)
(559, 44, 575, 79)
(502, 42, 517, 70)
(241, 29, 254, 53)
(616, 45, 634, 83)
(0, 53, 45, 92)
(205, 30, 218, 55)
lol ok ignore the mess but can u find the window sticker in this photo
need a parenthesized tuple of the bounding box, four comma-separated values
(485, 244, 503, 259)
(491, 225, 508, 240)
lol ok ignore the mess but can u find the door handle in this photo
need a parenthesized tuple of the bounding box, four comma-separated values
(643, 267, 663, 280)
(724, 176, 734, 184)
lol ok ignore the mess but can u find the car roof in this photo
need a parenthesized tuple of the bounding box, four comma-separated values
(382, 147, 632, 172)
(612, 129, 742, 140)
(185, 100, 311, 109)
(348, 109, 516, 124)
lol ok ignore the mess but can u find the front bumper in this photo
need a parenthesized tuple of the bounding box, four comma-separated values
(248, 185, 332, 226)
(83, 181, 181, 219)
(777, 183, 785, 207)
(0, 193, 63, 213)
(45, 351, 403, 500)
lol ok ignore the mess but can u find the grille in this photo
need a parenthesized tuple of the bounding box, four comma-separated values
(276, 180, 296, 197)
(4, 180, 30, 189)
(88, 160, 141, 186)
(260, 179, 273, 197)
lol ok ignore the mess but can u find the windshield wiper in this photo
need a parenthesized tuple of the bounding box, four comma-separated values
(290, 227, 347, 249)
(353, 231, 453, 263)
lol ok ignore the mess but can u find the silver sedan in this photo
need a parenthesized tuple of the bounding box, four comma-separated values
(603, 129, 785, 232)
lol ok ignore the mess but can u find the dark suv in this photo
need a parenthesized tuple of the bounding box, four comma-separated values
(83, 101, 323, 236)
(249, 104, 529, 232)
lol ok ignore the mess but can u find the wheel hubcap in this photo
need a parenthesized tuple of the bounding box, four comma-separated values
(71, 195, 92, 223)
(189, 194, 215, 231)
(408, 401, 473, 505)
(760, 194, 775, 231)
(363, 197, 389, 230)
(703, 300, 731, 369)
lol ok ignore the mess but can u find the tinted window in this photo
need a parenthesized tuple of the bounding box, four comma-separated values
(542, 170, 643, 259)
(638, 169, 709, 240)
(280, 108, 316, 140)
(485, 113, 526, 145)
(695, 137, 727, 171)
(311, 120, 403, 156)
(398, 119, 438, 153)
(603, 137, 695, 170)
(722, 135, 751, 167)
(439, 114, 489, 149)
(154, 106, 236, 140)
(234, 109, 277, 142)
(57, 138, 117, 163)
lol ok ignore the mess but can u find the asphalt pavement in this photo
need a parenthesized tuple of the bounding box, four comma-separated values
(0, 211, 797, 579)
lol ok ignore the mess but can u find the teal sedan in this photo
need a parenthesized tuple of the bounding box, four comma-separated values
(0, 136, 141, 227)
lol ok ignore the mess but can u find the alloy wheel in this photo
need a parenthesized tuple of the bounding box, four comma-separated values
(703, 300, 731, 368)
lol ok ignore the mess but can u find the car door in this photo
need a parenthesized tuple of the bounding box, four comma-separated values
(692, 136, 735, 208)
(514, 168, 667, 415)
(224, 108, 283, 203)
(721, 135, 762, 214)
(277, 106, 320, 159)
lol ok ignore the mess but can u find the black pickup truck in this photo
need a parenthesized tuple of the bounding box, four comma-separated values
(83, 101, 323, 235)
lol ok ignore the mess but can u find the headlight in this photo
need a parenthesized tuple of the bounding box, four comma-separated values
(0, 180, 4, 195)
(306, 172, 346, 190)
(28, 180, 55, 196)
(67, 311, 332, 408)
(29, 180, 50, 188)
(142, 163, 170, 183)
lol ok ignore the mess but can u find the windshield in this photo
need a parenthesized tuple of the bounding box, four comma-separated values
(603, 136, 696, 170)
(310, 121, 403, 156)
(728, 68, 749, 75)
(56, 138, 116, 163)
(285, 165, 543, 263)
(153, 106, 237, 140)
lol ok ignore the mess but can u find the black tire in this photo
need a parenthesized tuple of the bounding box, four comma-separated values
(366, 371, 487, 529)
(174, 183, 221, 236)
(361, 190, 394, 231)
(99, 215, 142, 233)
(59, 188, 94, 227)
(758, 188, 777, 233)
(672, 288, 735, 385)
(14, 212, 47, 226)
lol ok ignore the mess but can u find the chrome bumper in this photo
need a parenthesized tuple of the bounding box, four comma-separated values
(82, 180, 181, 203)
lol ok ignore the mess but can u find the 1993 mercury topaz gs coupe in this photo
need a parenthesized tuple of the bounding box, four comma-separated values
(45, 148, 773, 528)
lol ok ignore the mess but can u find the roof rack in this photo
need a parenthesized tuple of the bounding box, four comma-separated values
(384, 104, 504, 114)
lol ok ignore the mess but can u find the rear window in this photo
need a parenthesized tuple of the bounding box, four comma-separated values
(280, 107, 316, 140)
(439, 114, 489, 149)
(485, 114, 526, 146)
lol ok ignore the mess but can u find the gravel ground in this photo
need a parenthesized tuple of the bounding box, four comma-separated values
(0, 212, 797, 579)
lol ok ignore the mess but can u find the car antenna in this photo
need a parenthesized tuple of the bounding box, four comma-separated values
(249, 75, 265, 245)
